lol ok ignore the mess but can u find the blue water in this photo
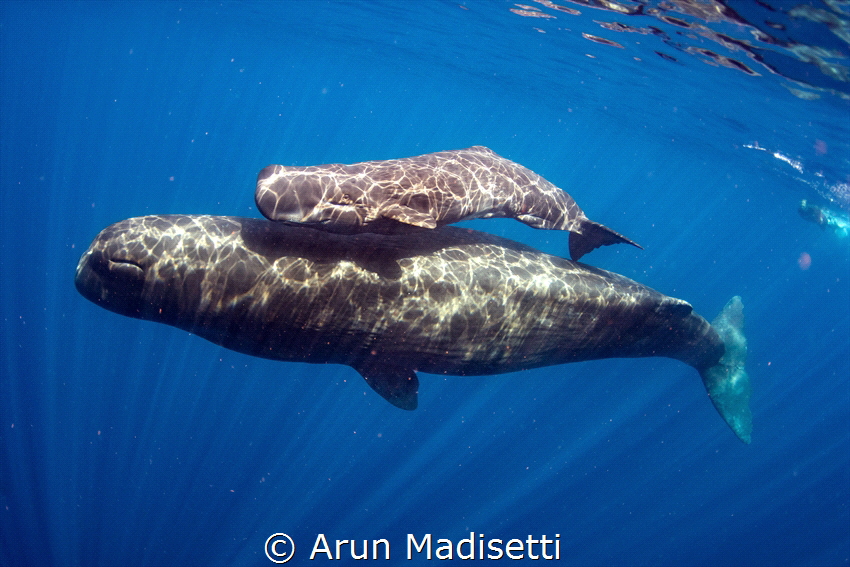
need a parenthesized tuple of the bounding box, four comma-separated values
(2, 1, 848, 565)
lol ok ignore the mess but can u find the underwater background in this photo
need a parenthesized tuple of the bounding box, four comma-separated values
(2, 1, 848, 565)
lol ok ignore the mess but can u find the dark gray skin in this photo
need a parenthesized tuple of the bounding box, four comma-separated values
(255, 146, 642, 261)
(75, 215, 751, 442)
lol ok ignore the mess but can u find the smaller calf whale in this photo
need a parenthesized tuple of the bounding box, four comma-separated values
(75, 215, 751, 442)
(799, 199, 849, 238)
(255, 146, 641, 261)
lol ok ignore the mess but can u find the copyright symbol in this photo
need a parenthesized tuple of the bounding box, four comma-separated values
(265, 533, 295, 564)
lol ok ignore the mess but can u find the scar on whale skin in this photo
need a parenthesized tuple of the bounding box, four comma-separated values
(255, 146, 642, 261)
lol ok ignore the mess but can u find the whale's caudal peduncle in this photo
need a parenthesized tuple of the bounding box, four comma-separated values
(255, 146, 642, 261)
(76, 215, 751, 442)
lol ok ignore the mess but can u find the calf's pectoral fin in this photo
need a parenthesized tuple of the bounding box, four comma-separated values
(516, 213, 551, 230)
(699, 296, 752, 444)
(355, 362, 420, 410)
(379, 204, 438, 229)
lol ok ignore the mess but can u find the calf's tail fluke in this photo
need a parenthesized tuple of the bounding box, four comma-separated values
(699, 296, 753, 444)
(569, 219, 643, 261)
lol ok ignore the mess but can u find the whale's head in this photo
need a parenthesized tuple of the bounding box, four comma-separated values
(75, 217, 154, 319)
(74, 215, 243, 323)
(255, 164, 369, 232)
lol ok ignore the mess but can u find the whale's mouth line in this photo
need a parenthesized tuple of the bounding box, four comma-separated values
(108, 258, 144, 276)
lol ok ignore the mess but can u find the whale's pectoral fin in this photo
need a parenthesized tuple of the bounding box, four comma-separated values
(379, 204, 438, 229)
(516, 213, 552, 230)
(700, 296, 753, 444)
(570, 220, 643, 261)
(355, 363, 420, 410)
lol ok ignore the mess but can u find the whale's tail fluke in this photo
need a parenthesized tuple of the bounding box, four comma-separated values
(569, 219, 643, 261)
(699, 296, 752, 443)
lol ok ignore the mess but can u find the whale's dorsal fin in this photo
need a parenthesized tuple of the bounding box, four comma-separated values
(355, 362, 420, 410)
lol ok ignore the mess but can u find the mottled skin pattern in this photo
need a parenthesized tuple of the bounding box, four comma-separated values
(255, 146, 641, 261)
(75, 215, 751, 442)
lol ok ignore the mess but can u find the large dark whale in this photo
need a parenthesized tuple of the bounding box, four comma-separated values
(75, 215, 752, 442)
(255, 146, 641, 261)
